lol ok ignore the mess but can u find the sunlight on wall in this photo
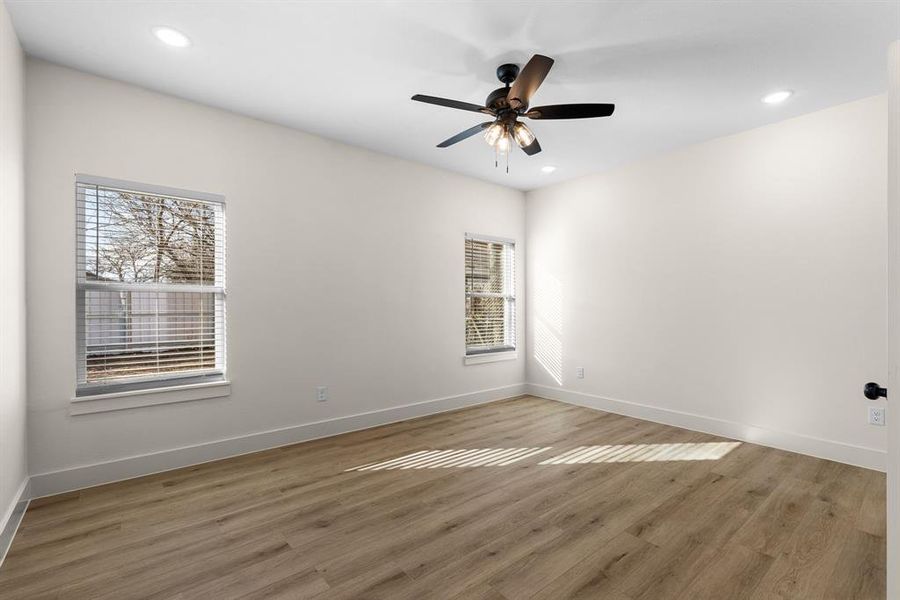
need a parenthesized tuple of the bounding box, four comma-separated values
(538, 442, 741, 464)
(533, 268, 562, 332)
(534, 320, 563, 385)
(345, 447, 552, 471)
(533, 265, 564, 385)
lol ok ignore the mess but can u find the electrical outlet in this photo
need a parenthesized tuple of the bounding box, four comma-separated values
(316, 386, 328, 402)
(868, 406, 885, 426)
(576, 367, 584, 379)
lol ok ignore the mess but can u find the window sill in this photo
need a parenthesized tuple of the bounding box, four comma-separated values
(70, 380, 231, 415)
(464, 351, 518, 365)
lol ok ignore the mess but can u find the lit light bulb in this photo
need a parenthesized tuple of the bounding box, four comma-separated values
(513, 122, 535, 147)
(483, 123, 505, 146)
(496, 134, 511, 153)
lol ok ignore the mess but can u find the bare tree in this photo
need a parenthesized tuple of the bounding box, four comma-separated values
(92, 192, 216, 284)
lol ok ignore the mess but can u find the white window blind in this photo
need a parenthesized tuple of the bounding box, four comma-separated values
(465, 234, 516, 355)
(76, 176, 226, 395)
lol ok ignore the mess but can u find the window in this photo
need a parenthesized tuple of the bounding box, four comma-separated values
(75, 175, 226, 396)
(465, 234, 516, 355)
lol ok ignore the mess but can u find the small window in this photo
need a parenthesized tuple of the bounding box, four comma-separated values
(465, 234, 516, 355)
(75, 175, 226, 396)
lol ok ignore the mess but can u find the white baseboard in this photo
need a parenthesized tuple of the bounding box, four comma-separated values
(29, 383, 526, 499)
(527, 383, 886, 472)
(0, 477, 30, 569)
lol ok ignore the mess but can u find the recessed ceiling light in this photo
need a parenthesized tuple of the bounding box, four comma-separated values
(152, 27, 191, 48)
(541, 165, 557, 173)
(762, 90, 793, 104)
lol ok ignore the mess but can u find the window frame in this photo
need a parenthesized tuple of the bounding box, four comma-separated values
(464, 233, 517, 357)
(73, 174, 228, 402)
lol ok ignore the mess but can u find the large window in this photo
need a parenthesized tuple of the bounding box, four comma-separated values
(465, 234, 516, 355)
(76, 176, 226, 395)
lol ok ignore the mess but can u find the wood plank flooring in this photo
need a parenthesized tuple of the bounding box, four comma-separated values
(0, 396, 885, 599)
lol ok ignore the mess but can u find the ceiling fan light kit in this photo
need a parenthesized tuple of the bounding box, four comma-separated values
(513, 122, 536, 147)
(412, 54, 615, 172)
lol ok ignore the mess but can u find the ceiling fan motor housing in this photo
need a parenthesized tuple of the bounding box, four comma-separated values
(488, 63, 521, 111)
(486, 87, 514, 111)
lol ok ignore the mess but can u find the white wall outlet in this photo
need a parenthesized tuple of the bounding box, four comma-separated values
(868, 406, 885, 426)
(316, 386, 328, 402)
(576, 367, 585, 379)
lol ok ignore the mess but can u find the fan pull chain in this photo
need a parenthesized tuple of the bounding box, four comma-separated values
(506, 138, 510, 173)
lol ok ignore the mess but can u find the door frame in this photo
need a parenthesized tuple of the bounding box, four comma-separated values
(887, 39, 899, 600)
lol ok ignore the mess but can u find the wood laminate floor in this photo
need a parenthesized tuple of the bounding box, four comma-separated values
(0, 396, 886, 599)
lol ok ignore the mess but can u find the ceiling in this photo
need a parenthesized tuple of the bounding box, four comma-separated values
(7, 1, 899, 191)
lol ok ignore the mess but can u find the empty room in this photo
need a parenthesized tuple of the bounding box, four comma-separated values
(1, 1, 899, 598)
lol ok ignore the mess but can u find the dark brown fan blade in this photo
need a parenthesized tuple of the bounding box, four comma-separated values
(520, 137, 542, 156)
(412, 94, 494, 115)
(507, 54, 554, 109)
(525, 103, 615, 120)
(436, 122, 493, 148)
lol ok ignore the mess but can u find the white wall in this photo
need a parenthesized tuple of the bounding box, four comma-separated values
(526, 95, 888, 468)
(25, 59, 525, 492)
(0, 0, 28, 527)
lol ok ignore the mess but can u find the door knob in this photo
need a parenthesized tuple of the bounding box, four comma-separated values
(864, 382, 887, 400)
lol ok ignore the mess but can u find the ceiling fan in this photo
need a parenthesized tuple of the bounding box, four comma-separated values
(411, 54, 615, 164)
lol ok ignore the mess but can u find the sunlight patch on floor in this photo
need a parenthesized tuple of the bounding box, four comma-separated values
(538, 442, 741, 464)
(345, 447, 552, 471)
